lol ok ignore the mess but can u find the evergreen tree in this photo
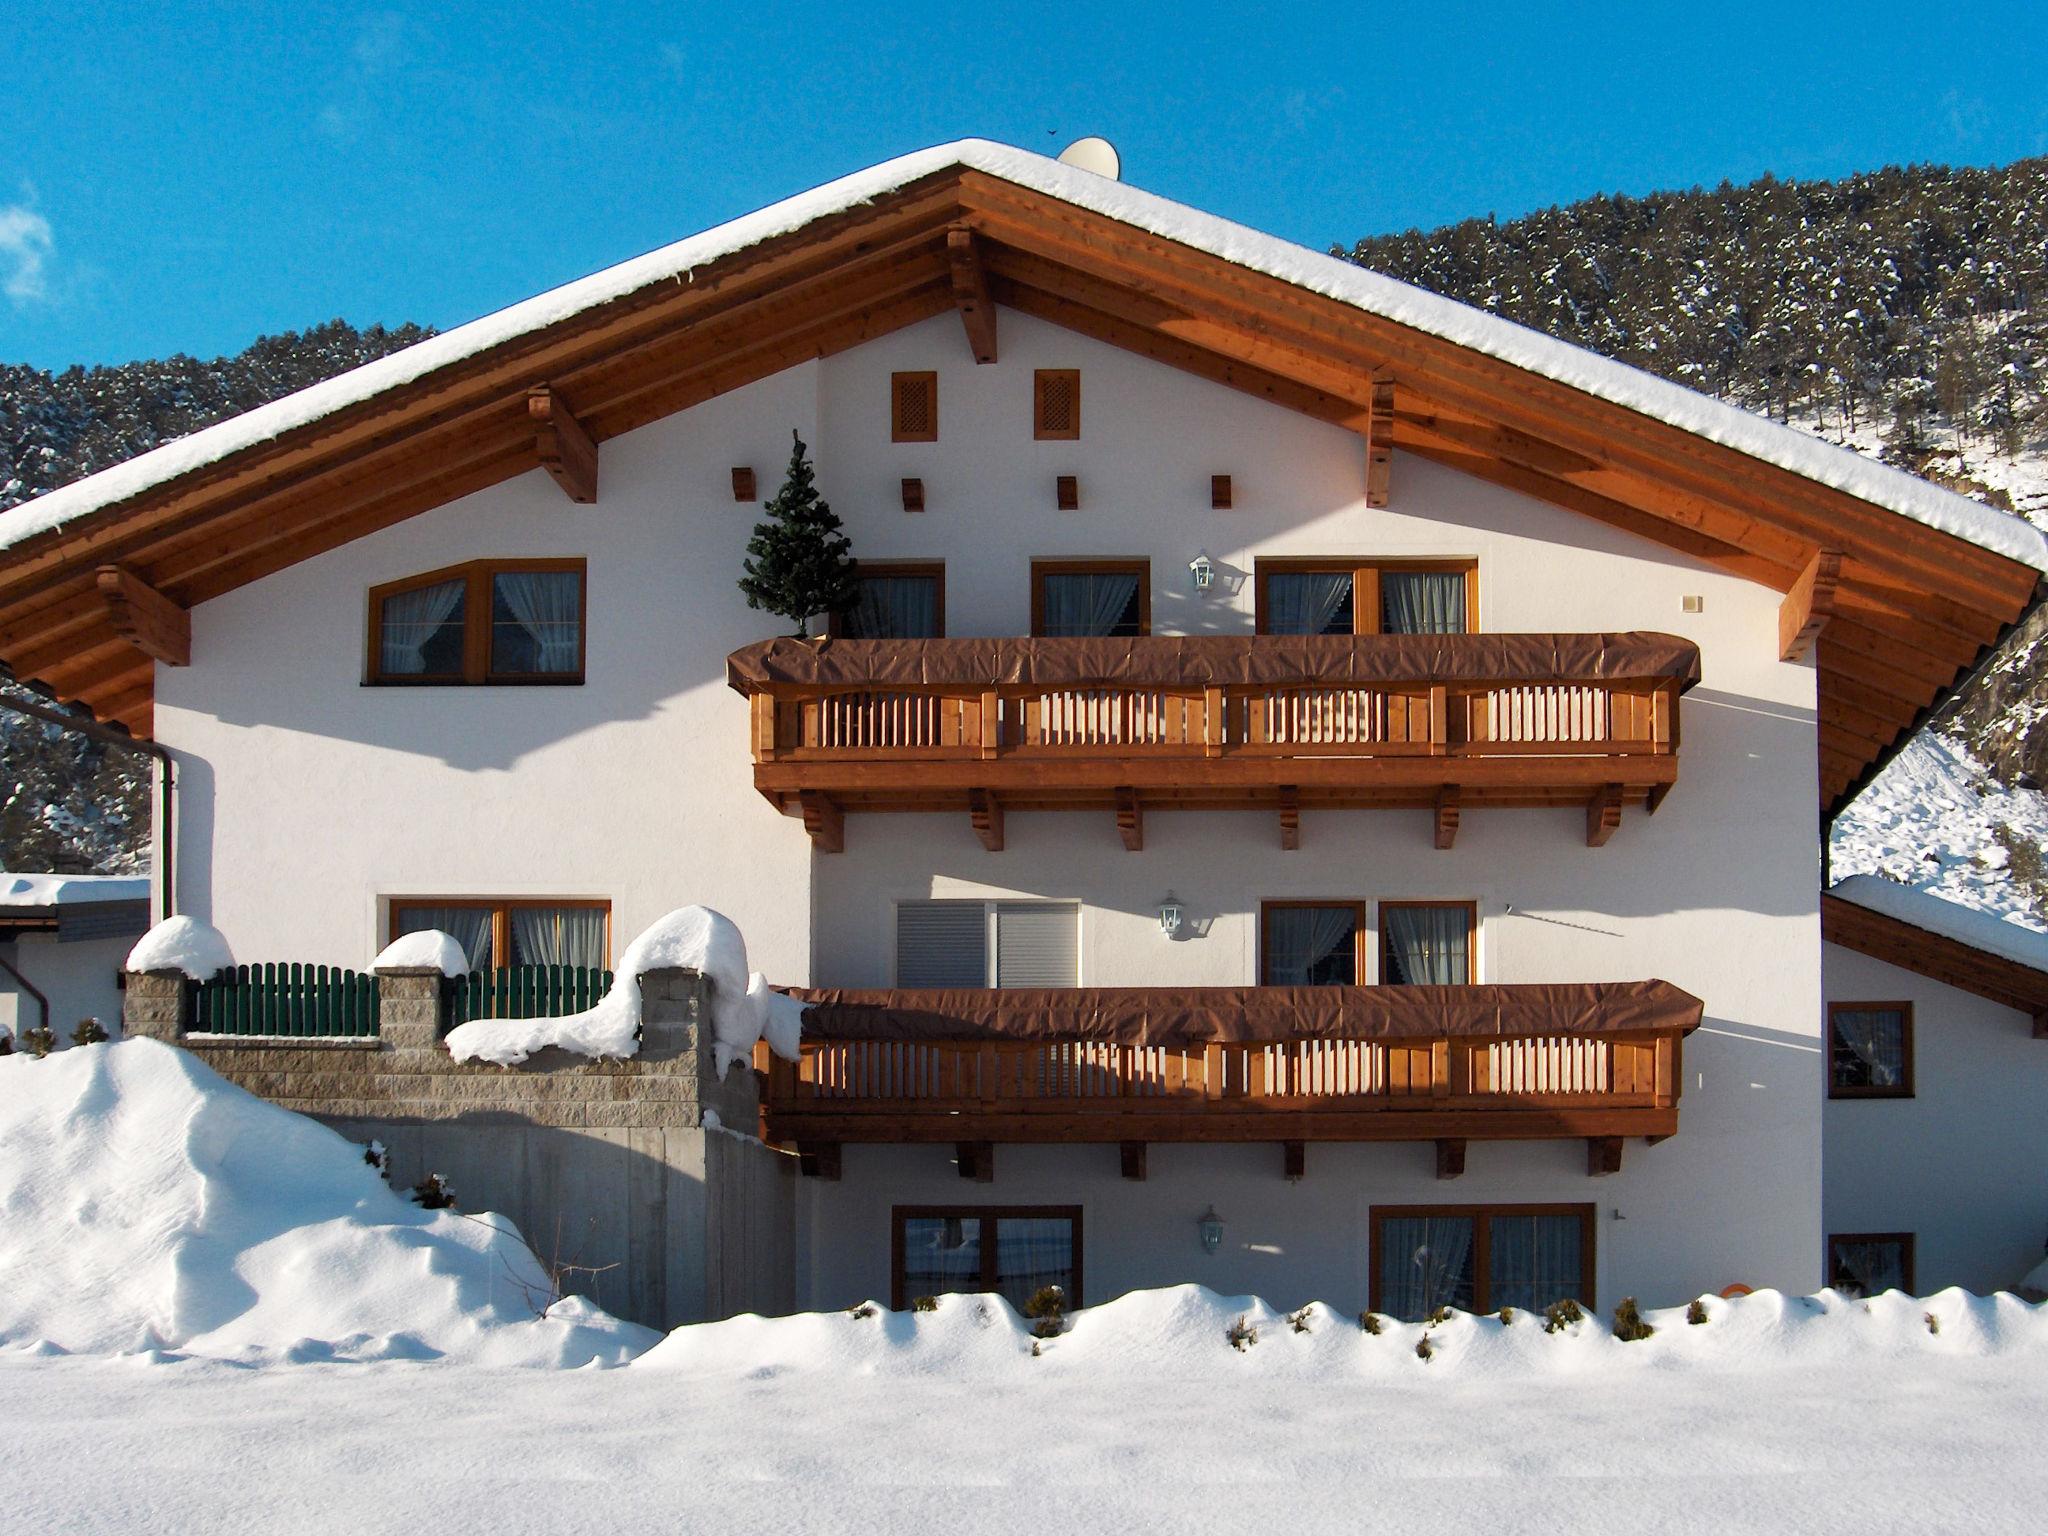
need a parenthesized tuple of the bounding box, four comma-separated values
(737, 431, 858, 636)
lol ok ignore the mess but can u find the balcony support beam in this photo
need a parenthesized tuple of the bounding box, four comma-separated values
(797, 1142, 842, 1180)
(94, 565, 190, 666)
(969, 789, 1004, 852)
(1279, 786, 1300, 850)
(1586, 783, 1623, 847)
(800, 792, 844, 853)
(1120, 1141, 1147, 1181)
(1435, 1137, 1467, 1180)
(1587, 1136, 1624, 1177)
(1116, 787, 1143, 852)
(1366, 374, 1395, 507)
(1434, 785, 1460, 850)
(955, 1140, 995, 1183)
(1283, 1140, 1306, 1181)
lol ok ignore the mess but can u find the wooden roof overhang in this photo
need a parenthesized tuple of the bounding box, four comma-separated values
(0, 160, 2036, 815)
(1822, 892, 2048, 1035)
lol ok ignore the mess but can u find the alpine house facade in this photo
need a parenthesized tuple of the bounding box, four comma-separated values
(2, 141, 2045, 1328)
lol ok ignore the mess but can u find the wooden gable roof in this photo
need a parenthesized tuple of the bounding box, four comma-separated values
(1823, 889, 2048, 1033)
(0, 143, 2039, 814)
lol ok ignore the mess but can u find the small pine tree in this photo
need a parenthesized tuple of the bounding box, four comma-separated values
(737, 431, 858, 636)
(1612, 1296, 1655, 1342)
(411, 1172, 456, 1209)
(0, 1030, 13, 1056)
(20, 1025, 56, 1059)
(71, 1018, 108, 1047)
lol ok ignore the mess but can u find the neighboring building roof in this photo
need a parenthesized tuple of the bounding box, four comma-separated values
(0, 139, 2037, 812)
(1823, 875, 2048, 1029)
(0, 874, 151, 941)
(0, 873, 151, 909)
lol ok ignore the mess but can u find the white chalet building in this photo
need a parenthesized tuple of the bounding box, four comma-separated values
(3, 141, 2046, 1327)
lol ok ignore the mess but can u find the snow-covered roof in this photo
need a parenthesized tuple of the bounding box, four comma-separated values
(0, 873, 151, 911)
(1828, 874, 2048, 974)
(5, 141, 2046, 573)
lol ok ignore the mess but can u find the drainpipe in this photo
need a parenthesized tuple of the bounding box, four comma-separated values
(0, 947, 49, 1042)
(0, 679, 177, 922)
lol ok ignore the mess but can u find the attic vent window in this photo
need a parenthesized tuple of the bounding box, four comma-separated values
(1034, 369, 1080, 440)
(892, 371, 937, 443)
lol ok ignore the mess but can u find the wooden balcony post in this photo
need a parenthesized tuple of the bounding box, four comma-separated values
(978, 691, 1000, 759)
(1428, 685, 1448, 756)
(751, 692, 779, 761)
(1205, 686, 1226, 756)
(1653, 1034, 1676, 1109)
(1430, 1038, 1451, 1098)
(978, 1042, 998, 1106)
(1204, 1042, 1225, 1099)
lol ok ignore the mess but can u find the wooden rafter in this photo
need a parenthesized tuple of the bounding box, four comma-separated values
(1366, 374, 1395, 507)
(1120, 1142, 1147, 1180)
(1435, 1137, 1466, 1180)
(1115, 787, 1143, 852)
(1283, 1141, 1306, 1181)
(1781, 549, 1844, 661)
(93, 565, 189, 666)
(528, 385, 597, 503)
(1433, 785, 1460, 850)
(799, 792, 844, 853)
(969, 789, 1004, 852)
(1586, 1136, 1624, 1176)
(1822, 892, 2048, 1029)
(946, 227, 998, 364)
(1586, 784, 1623, 848)
(1278, 786, 1300, 850)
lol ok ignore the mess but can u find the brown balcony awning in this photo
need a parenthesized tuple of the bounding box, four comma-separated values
(726, 633, 1702, 694)
(785, 980, 1704, 1046)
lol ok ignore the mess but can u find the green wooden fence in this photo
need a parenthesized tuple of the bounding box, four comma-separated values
(188, 963, 381, 1037)
(447, 966, 615, 1027)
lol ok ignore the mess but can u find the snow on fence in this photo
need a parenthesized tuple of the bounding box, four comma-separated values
(188, 963, 381, 1038)
(446, 965, 616, 1028)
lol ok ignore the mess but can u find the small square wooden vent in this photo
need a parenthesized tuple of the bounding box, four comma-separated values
(901, 477, 925, 513)
(731, 467, 756, 502)
(1211, 474, 1233, 510)
(892, 371, 937, 443)
(1056, 474, 1079, 511)
(1034, 369, 1080, 440)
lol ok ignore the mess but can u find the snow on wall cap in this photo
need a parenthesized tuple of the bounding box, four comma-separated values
(0, 873, 151, 909)
(372, 929, 470, 978)
(1830, 873, 2048, 973)
(124, 915, 234, 980)
(5, 140, 2044, 575)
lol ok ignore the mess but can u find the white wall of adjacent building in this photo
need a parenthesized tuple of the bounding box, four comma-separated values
(1822, 942, 2048, 1294)
(152, 302, 1826, 1308)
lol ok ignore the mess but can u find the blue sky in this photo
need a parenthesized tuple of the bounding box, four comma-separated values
(4, 1, 2045, 369)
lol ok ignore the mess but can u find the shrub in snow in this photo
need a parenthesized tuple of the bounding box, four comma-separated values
(411, 1173, 456, 1210)
(1925, 1311, 1941, 1335)
(1426, 1305, 1453, 1328)
(1415, 1334, 1434, 1362)
(1497, 1307, 1515, 1326)
(0, 1031, 12, 1056)
(1612, 1296, 1655, 1342)
(1288, 1306, 1313, 1335)
(1543, 1298, 1585, 1334)
(20, 1025, 55, 1059)
(1357, 1311, 1383, 1336)
(910, 1295, 938, 1314)
(1687, 1299, 1710, 1326)
(125, 915, 234, 980)
(1023, 1284, 1067, 1339)
(362, 1141, 388, 1179)
(1226, 1314, 1258, 1351)
(848, 1303, 876, 1320)
(71, 1018, 108, 1047)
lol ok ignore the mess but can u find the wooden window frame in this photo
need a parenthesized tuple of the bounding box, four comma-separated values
(1259, 900, 1369, 985)
(1369, 1202, 1596, 1316)
(1826, 1231, 1917, 1295)
(890, 1204, 1084, 1312)
(366, 558, 587, 686)
(1029, 558, 1151, 638)
(1826, 1001, 1915, 1099)
(1375, 900, 1479, 985)
(1033, 368, 1081, 440)
(1253, 557, 1479, 635)
(891, 370, 938, 443)
(827, 561, 947, 639)
(386, 897, 612, 971)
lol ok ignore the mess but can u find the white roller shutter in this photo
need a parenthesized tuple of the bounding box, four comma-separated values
(995, 902, 1079, 987)
(896, 901, 989, 987)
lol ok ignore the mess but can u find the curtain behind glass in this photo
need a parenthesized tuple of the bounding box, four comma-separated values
(902, 1216, 984, 1299)
(1830, 1008, 1906, 1089)
(1382, 906, 1471, 984)
(1379, 1215, 1475, 1320)
(1488, 1214, 1585, 1313)
(1264, 906, 1359, 985)
(1380, 571, 1467, 634)
(510, 907, 608, 969)
(395, 905, 494, 971)
(1042, 572, 1140, 637)
(994, 1218, 1076, 1310)
(1830, 1238, 1907, 1296)
(492, 571, 582, 674)
(379, 579, 465, 675)
(1265, 571, 1354, 635)
(846, 576, 939, 639)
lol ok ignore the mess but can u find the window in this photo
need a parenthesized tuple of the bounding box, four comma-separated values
(368, 559, 585, 685)
(1031, 560, 1149, 637)
(1827, 1232, 1915, 1296)
(1827, 1002, 1914, 1098)
(1261, 902, 1366, 985)
(1255, 559, 1477, 635)
(895, 900, 1079, 987)
(891, 371, 937, 442)
(1034, 369, 1080, 440)
(389, 899, 610, 973)
(1378, 901, 1476, 984)
(1371, 1204, 1594, 1321)
(837, 562, 944, 639)
(893, 1206, 1082, 1311)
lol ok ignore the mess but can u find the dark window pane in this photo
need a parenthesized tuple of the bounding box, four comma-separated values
(1041, 572, 1141, 637)
(1488, 1214, 1586, 1313)
(507, 907, 608, 969)
(1381, 906, 1471, 985)
(378, 578, 466, 677)
(1830, 1008, 1907, 1092)
(490, 571, 582, 677)
(1380, 571, 1467, 634)
(1264, 906, 1358, 986)
(395, 905, 495, 970)
(1265, 572, 1354, 635)
(994, 1217, 1076, 1311)
(846, 575, 939, 638)
(902, 1216, 984, 1300)
(1829, 1237, 1909, 1296)
(1379, 1215, 1476, 1321)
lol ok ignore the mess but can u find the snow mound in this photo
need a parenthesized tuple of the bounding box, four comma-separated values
(638, 1283, 2048, 1381)
(0, 1039, 654, 1365)
(372, 928, 470, 977)
(444, 906, 803, 1070)
(125, 915, 234, 979)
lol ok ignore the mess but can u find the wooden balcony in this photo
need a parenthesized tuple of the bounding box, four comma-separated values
(754, 981, 1703, 1178)
(726, 634, 1697, 849)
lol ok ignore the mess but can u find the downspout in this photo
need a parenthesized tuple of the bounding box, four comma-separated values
(0, 947, 49, 1041)
(0, 679, 177, 922)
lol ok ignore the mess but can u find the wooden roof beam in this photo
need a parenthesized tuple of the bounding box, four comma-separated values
(1781, 549, 1845, 661)
(1366, 375, 1395, 507)
(528, 385, 597, 503)
(93, 565, 188, 666)
(946, 227, 998, 364)
(969, 789, 1004, 852)
(1116, 788, 1144, 852)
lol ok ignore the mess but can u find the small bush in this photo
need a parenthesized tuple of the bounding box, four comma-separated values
(1497, 1307, 1515, 1326)
(1357, 1311, 1383, 1336)
(848, 1303, 876, 1320)
(1022, 1285, 1067, 1321)
(71, 1018, 108, 1047)
(362, 1141, 389, 1179)
(1925, 1311, 1941, 1336)
(1686, 1299, 1709, 1326)
(1226, 1314, 1258, 1351)
(1415, 1334, 1434, 1362)
(1426, 1305, 1453, 1328)
(410, 1172, 456, 1209)
(0, 1031, 13, 1055)
(1030, 1340, 1042, 1358)
(1542, 1298, 1584, 1335)
(1287, 1306, 1313, 1335)
(911, 1295, 939, 1314)
(1612, 1296, 1655, 1342)
(20, 1025, 56, 1059)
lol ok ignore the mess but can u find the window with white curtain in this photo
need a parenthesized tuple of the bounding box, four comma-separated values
(1256, 561, 1473, 635)
(1372, 1205, 1592, 1321)
(369, 560, 584, 684)
(491, 570, 584, 676)
(1033, 562, 1147, 637)
(895, 899, 1079, 987)
(1379, 569, 1468, 634)
(842, 566, 943, 638)
(1378, 903, 1475, 984)
(1262, 903, 1364, 985)
(392, 900, 609, 972)
(1827, 1003, 1913, 1097)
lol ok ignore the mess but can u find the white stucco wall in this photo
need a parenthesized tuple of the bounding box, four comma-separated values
(0, 933, 130, 1043)
(150, 303, 1824, 1309)
(1822, 943, 2048, 1293)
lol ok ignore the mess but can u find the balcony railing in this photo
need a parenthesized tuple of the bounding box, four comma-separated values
(754, 982, 1702, 1173)
(726, 635, 1697, 847)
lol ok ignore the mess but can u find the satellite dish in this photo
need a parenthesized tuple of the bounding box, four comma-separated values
(1056, 136, 1121, 181)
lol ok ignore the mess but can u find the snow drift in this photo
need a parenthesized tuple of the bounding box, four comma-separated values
(0, 1039, 653, 1365)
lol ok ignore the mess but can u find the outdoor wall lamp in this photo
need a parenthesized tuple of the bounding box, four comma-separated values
(1188, 551, 1215, 592)
(1198, 1206, 1224, 1254)
(1158, 894, 1185, 937)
